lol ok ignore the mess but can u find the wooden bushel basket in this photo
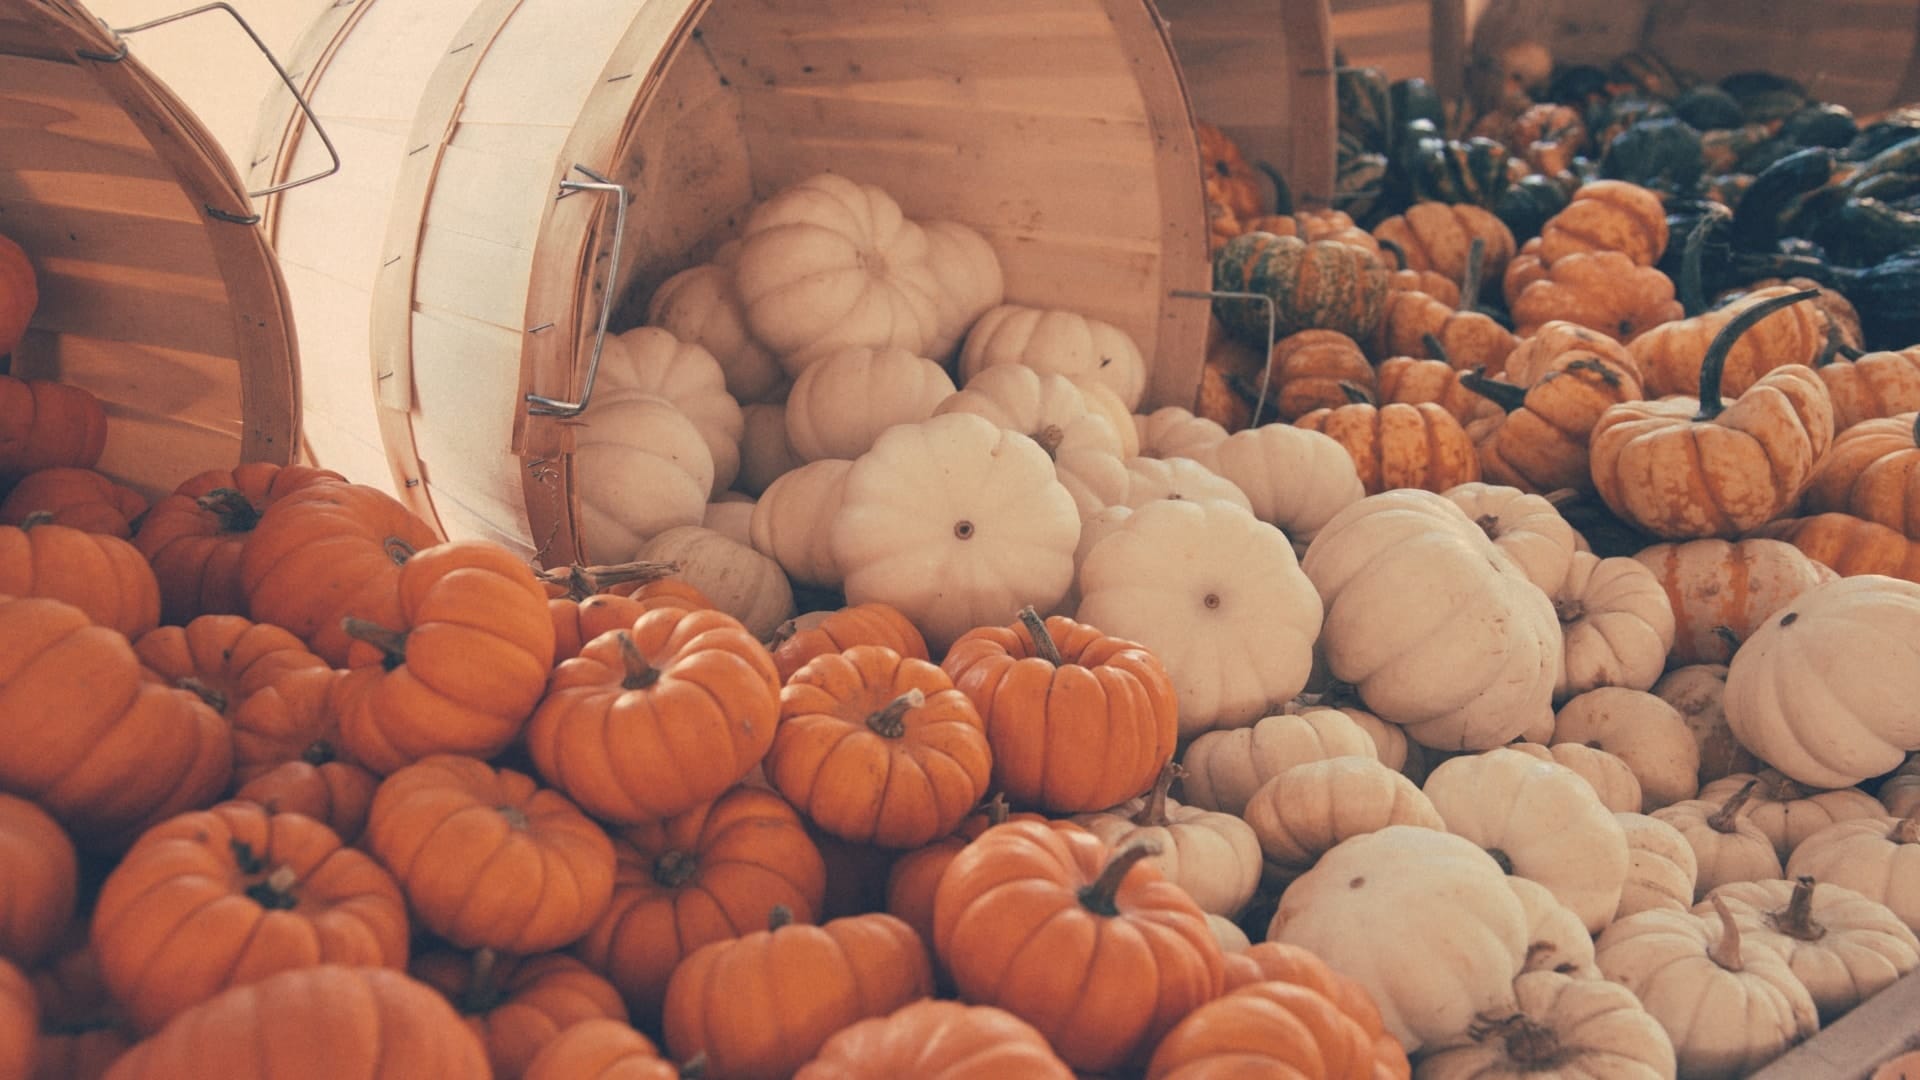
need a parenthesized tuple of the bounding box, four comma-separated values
(0, 0, 304, 497)
(247, 0, 1227, 565)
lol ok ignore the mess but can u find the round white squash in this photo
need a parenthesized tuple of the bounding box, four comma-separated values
(1503, 742, 1644, 813)
(1442, 482, 1580, 594)
(1507, 875, 1600, 979)
(1553, 688, 1701, 811)
(1786, 816, 1920, 935)
(1070, 767, 1262, 918)
(1135, 406, 1229, 461)
(1552, 551, 1676, 701)
(1417, 971, 1676, 1080)
(1699, 770, 1890, 862)
(1651, 782, 1784, 902)
(748, 459, 852, 589)
(958, 303, 1149, 409)
(1179, 709, 1378, 816)
(784, 345, 956, 463)
(1615, 811, 1701, 920)
(920, 219, 1005, 364)
(1701, 876, 1920, 1023)
(597, 326, 745, 496)
(933, 364, 1125, 458)
(1112, 456, 1252, 514)
(572, 391, 714, 565)
(647, 262, 785, 404)
(1242, 756, 1443, 884)
(637, 525, 794, 639)
(1195, 425, 1366, 544)
(736, 402, 803, 496)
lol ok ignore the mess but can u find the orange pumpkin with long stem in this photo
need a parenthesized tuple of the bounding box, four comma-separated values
(412, 949, 627, 1080)
(575, 786, 826, 1024)
(132, 462, 344, 625)
(333, 540, 554, 774)
(132, 615, 326, 721)
(932, 821, 1223, 1073)
(796, 999, 1076, 1079)
(528, 606, 781, 824)
(91, 799, 410, 1033)
(768, 646, 991, 848)
(0, 514, 159, 639)
(1295, 391, 1482, 495)
(1803, 412, 1920, 538)
(0, 794, 76, 968)
(941, 608, 1176, 813)
(233, 758, 378, 845)
(1590, 290, 1835, 538)
(0, 375, 105, 486)
(1631, 284, 1829, 398)
(0, 468, 145, 538)
(1463, 332, 1645, 496)
(1368, 238, 1518, 371)
(771, 602, 930, 682)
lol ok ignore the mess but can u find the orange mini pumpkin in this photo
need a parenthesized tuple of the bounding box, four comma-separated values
(769, 646, 991, 849)
(1803, 413, 1920, 538)
(662, 908, 933, 1080)
(1509, 250, 1683, 343)
(233, 758, 378, 845)
(1369, 238, 1518, 372)
(1817, 346, 1920, 432)
(1372, 202, 1516, 296)
(333, 540, 555, 774)
(1374, 356, 1504, 426)
(91, 800, 410, 1033)
(0, 515, 160, 638)
(1244, 209, 1382, 258)
(1267, 329, 1377, 422)
(1295, 395, 1482, 494)
(1538, 179, 1668, 267)
(942, 609, 1177, 813)
(770, 601, 930, 683)
(1222, 942, 1411, 1080)
(523, 1018, 678, 1080)
(796, 999, 1075, 1079)
(0, 468, 144, 538)
(882, 795, 1071, 957)
(576, 786, 827, 1024)
(1199, 121, 1264, 220)
(1463, 332, 1645, 496)
(0, 375, 105, 486)
(0, 793, 76, 969)
(0, 233, 37, 358)
(1752, 514, 1920, 584)
(932, 821, 1224, 1073)
(132, 615, 326, 720)
(1632, 284, 1828, 398)
(1144, 980, 1383, 1080)
(1379, 238, 1462, 306)
(529, 606, 781, 824)
(412, 949, 627, 1080)
(228, 665, 345, 785)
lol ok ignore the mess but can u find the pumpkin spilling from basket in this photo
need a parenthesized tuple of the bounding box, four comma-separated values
(7, 40, 1920, 1080)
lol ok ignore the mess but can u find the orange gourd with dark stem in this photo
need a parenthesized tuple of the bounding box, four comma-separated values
(1222, 942, 1411, 1080)
(333, 540, 554, 774)
(0, 793, 76, 968)
(662, 908, 933, 1080)
(1631, 285, 1828, 398)
(132, 615, 326, 721)
(1463, 334, 1644, 496)
(1268, 330, 1377, 421)
(1295, 395, 1483, 495)
(771, 602, 929, 683)
(1369, 238, 1518, 372)
(942, 609, 1177, 813)
(236, 481, 440, 666)
(412, 949, 627, 1079)
(91, 800, 410, 1033)
(1374, 353, 1504, 426)
(1378, 238, 1461, 305)
(1803, 412, 1920, 538)
(1371, 203, 1516, 294)
(795, 999, 1076, 1079)
(575, 786, 827, 1024)
(1144, 980, 1383, 1080)
(133, 462, 343, 625)
(529, 606, 780, 824)
(233, 758, 378, 845)
(523, 1018, 679, 1080)
(931, 821, 1224, 1073)
(1816, 346, 1920, 432)
(0, 514, 159, 638)
(1509, 251, 1682, 343)
(0, 375, 105, 486)
(1538, 179, 1667, 266)
(0, 468, 145, 538)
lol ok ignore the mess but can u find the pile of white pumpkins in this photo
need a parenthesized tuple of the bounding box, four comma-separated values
(573, 170, 1920, 1077)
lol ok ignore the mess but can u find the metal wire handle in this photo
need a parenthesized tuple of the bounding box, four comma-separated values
(525, 165, 628, 419)
(1170, 289, 1279, 428)
(80, 2, 341, 204)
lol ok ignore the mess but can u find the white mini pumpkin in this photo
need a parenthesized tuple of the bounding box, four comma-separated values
(1302, 490, 1562, 750)
(733, 172, 942, 364)
(830, 413, 1079, 653)
(598, 326, 745, 495)
(702, 497, 755, 546)
(1702, 876, 1920, 1023)
(1615, 811, 1700, 919)
(1442, 482, 1580, 593)
(932, 364, 1124, 458)
(1179, 709, 1378, 816)
(1070, 766, 1262, 918)
(1786, 816, 1920, 934)
(1651, 781, 1783, 902)
(920, 219, 1005, 363)
(1242, 756, 1443, 884)
(1077, 498, 1322, 736)
(647, 262, 785, 404)
(1417, 971, 1676, 1080)
(1699, 770, 1890, 862)
(1195, 425, 1366, 544)
(637, 525, 794, 639)
(572, 391, 714, 565)
(1113, 456, 1252, 513)
(735, 402, 803, 496)
(748, 459, 852, 589)
(1504, 742, 1644, 813)
(1552, 551, 1676, 701)
(1134, 406, 1229, 461)
(1553, 688, 1700, 811)
(1507, 875, 1600, 979)
(784, 345, 956, 463)
(1653, 664, 1760, 789)
(959, 303, 1148, 409)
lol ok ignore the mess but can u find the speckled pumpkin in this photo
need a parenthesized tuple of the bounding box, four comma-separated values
(1294, 399, 1482, 495)
(1212, 232, 1390, 347)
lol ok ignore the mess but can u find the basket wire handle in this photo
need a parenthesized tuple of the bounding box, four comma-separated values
(526, 165, 628, 419)
(1170, 289, 1279, 428)
(79, 2, 341, 205)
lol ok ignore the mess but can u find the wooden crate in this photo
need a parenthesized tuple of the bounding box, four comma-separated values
(0, 0, 298, 498)
(243, 0, 1263, 564)
(1332, 0, 1469, 100)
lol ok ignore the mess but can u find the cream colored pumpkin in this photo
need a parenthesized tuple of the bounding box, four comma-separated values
(1243, 756, 1444, 884)
(1195, 425, 1366, 544)
(1113, 456, 1252, 514)
(1652, 664, 1760, 789)
(1615, 811, 1701, 919)
(734, 172, 942, 364)
(1178, 709, 1377, 816)
(1702, 876, 1920, 1022)
(636, 525, 793, 638)
(648, 262, 785, 404)
(1651, 782, 1783, 901)
(1424, 748, 1630, 932)
(1135, 406, 1229, 461)
(599, 326, 746, 495)
(573, 392, 715, 565)
(1553, 688, 1700, 811)
(1504, 742, 1644, 813)
(1268, 825, 1530, 1053)
(1060, 503, 1134, 614)
(1507, 875, 1600, 979)
(1070, 767, 1262, 917)
(1551, 552, 1676, 701)
(1207, 913, 1252, 955)
(1417, 971, 1676, 1080)
(1786, 816, 1920, 934)
(1700, 770, 1889, 862)
(784, 345, 956, 463)
(1594, 899, 1818, 1079)
(1884, 758, 1920, 818)
(830, 413, 1079, 652)
(1442, 482, 1580, 593)
(748, 459, 852, 589)
(920, 219, 1005, 363)
(1079, 382, 1141, 459)
(1289, 695, 1415, 776)
(736, 402, 803, 496)
(1078, 498, 1322, 736)
(1052, 444, 1130, 520)
(1724, 575, 1920, 789)
(959, 303, 1149, 409)
(933, 364, 1125, 458)
(703, 497, 755, 546)
(1303, 490, 1562, 750)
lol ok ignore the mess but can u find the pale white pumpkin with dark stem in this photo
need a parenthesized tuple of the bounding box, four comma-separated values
(1701, 876, 1920, 1022)
(572, 392, 713, 566)
(1069, 764, 1261, 918)
(1416, 971, 1676, 1080)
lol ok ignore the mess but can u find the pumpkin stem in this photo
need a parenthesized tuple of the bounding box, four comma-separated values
(499, 805, 531, 830)
(342, 617, 408, 671)
(195, 488, 261, 533)
(1131, 761, 1181, 828)
(1707, 779, 1760, 834)
(1707, 894, 1746, 971)
(1469, 1013, 1564, 1069)
(1711, 625, 1742, 653)
(1378, 237, 1410, 271)
(1693, 289, 1821, 421)
(654, 850, 699, 889)
(461, 948, 502, 1014)
(1336, 380, 1374, 405)
(1755, 770, 1806, 802)
(536, 560, 680, 601)
(867, 688, 926, 738)
(1078, 842, 1159, 916)
(1460, 369, 1528, 412)
(768, 905, 794, 931)
(1541, 488, 1580, 508)
(176, 676, 228, 714)
(1913, 412, 1919, 448)
(1034, 424, 1066, 458)
(981, 792, 1012, 826)
(19, 511, 54, 530)
(1420, 332, 1455, 369)
(680, 1053, 710, 1080)
(301, 739, 336, 766)
(230, 838, 267, 875)
(1485, 847, 1515, 874)
(1812, 321, 1848, 368)
(1767, 876, 1826, 941)
(1459, 236, 1485, 311)
(383, 537, 416, 566)
(1017, 606, 1064, 666)
(617, 632, 661, 690)
(1679, 214, 1715, 317)
(1890, 816, 1920, 844)
(243, 865, 300, 911)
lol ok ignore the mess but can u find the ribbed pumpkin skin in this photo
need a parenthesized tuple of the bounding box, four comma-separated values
(132, 616, 326, 721)
(0, 375, 106, 486)
(412, 951, 627, 1079)
(233, 760, 378, 845)
(1220, 942, 1411, 1079)
(1803, 413, 1920, 539)
(99, 965, 489, 1080)
(0, 956, 32, 1080)
(772, 603, 931, 683)
(1144, 980, 1381, 1080)
(1294, 400, 1482, 495)
(1213, 233, 1389, 347)
(0, 793, 76, 970)
(0, 467, 146, 538)
(795, 999, 1075, 1079)
(1819, 348, 1920, 432)
(0, 519, 160, 639)
(523, 1018, 676, 1080)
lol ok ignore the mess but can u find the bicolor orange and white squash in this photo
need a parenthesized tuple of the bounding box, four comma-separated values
(1069, 767, 1262, 917)
(1077, 498, 1321, 736)
(1417, 971, 1675, 1080)
(1442, 482, 1580, 593)
(1634, 537, 1836, 665)
(959, 304, 1148, 410)
(1242, 756, 1443, 884)
(1178, 708, 1378, 816)
(1194, 424, 1366, 544)
(736, 402, 802, 496)
(637, 526, 793, 640)
(1551, 551, 1676, 700)
(933, 364, 1125, 459)
(1616, 811, 1701, 919)
(1703, 876, 1920, 1022)
(1554, 688, 1701, 811)
(1267, 825, 1529, 1053)
(831, 414, 1079, 653)
(1724, 575, 1920, 789)
(1303, 490, 1561, 750)
(1699, 770, 1889, 862)
(748, 459, 851, 589)
(648, 262, 785, 404)
(573, 392, 715, 565)
(920, 219, 1006, 363)
(598, 326, 745, 495)
(1134, 406, 1229, 462)
(785, 346, 955, 463)
(1507, 875, 1600, 978)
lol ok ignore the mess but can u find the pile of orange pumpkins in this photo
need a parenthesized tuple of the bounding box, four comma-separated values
(4, 150, 1920, 1080)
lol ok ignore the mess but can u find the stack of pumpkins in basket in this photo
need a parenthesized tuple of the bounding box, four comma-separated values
(2, 152, 1920, 1080)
